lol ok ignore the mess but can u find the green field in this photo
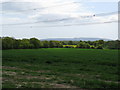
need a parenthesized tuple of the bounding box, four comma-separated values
(2, 48, 119, 88)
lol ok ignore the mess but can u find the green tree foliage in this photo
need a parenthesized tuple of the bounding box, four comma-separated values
(14, 39, 21, 49)
(97, 40, 104, 44)
(30, 38, 41, 48)
(77, 41, 91, 49)
(0, 37, 2, 50)
(19, 39, 31, 49)
(96, 45, 103, 49)
(42, 41, 49, 48)
(104, 40, 120, 49)
(49, 41, 63, 48)
(2, 37, 15, 49)
(68, 41, 73, 45)
(49, 41, 54, 48)
(1, 37, 119, 50)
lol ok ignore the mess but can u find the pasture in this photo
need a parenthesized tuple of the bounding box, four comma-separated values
(2, 48, 119, 88)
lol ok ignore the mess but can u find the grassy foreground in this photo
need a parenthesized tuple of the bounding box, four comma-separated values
(2, 48, 119, 88)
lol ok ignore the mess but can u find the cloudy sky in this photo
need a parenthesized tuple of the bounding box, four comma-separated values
(0, 0, 119, 40)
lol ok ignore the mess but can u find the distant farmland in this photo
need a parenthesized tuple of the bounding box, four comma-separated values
(2, 48, 119, 88)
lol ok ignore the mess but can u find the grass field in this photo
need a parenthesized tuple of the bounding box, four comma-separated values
(2, 48, 119, 88)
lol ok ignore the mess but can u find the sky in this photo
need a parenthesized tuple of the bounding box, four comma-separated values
(0, 0, 119, 40)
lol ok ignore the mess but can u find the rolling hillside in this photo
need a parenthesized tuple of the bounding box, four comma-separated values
(40, 38, 112, 41)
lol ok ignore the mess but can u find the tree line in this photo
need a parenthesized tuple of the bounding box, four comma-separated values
(1, 37, 120, 50)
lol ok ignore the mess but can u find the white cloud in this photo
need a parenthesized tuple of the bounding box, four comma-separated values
(0, 0, 118, 3)
(3, 17, 23, 24)
(1, 0, 118, 25)
(92, 14, 118, 22)
(2, 0, 89, 24)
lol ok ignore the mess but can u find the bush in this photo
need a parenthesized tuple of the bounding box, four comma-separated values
(96, 45, 103, 49)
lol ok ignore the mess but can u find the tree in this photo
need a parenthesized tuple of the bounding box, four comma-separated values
(68, 41, 73, 45)
(19, 39, 31, 49)
(30, 38, 41, 48)
(49, 41, 54, 48)
(2, 37, 15, 49)
(96, 45, 103, 49)
(77, 42, 90, 49)
(0, 37, 2, 50)
(97, 40, 104, 45)
(14, 39, 21, 49)
(42, 41, 49, 48)
(104, 40, 120, 49)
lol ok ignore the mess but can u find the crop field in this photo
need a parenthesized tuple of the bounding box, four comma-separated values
(2, 48, 119, 88)
(63, 45, 77, 48)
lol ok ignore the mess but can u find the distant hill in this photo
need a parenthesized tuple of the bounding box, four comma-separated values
(40, 38, 112, 41)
